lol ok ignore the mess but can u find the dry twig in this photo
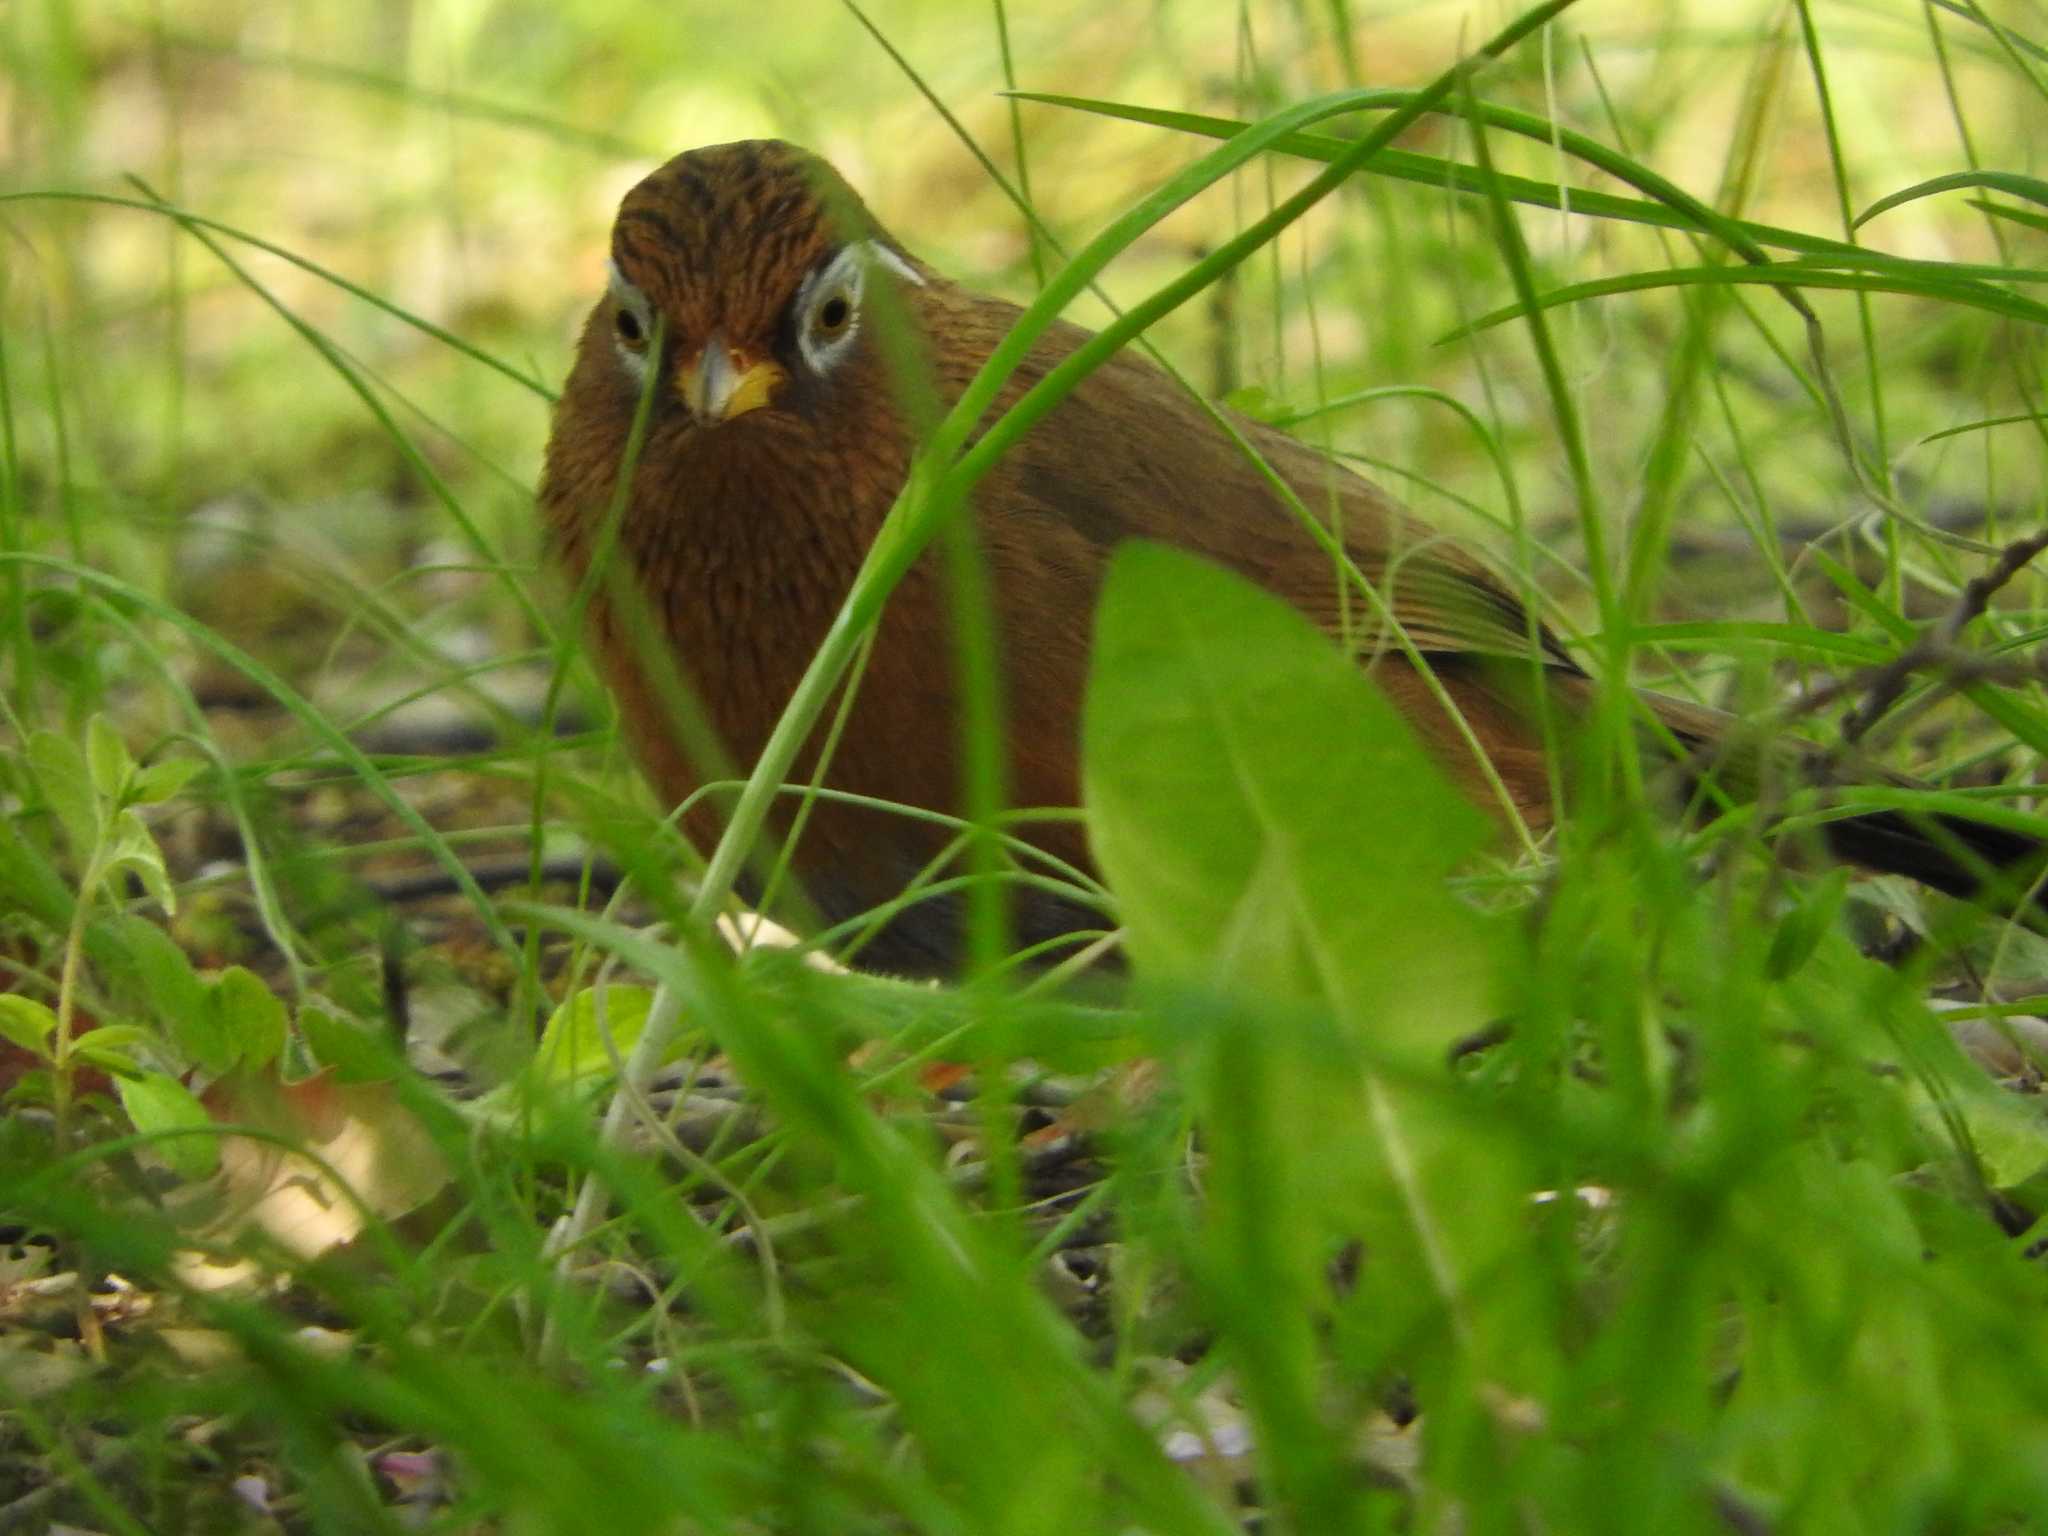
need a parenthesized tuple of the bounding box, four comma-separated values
(1837, 527, 2048, 745)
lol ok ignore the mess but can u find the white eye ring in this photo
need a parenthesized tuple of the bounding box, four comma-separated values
(794, 241, 924, 378)
(607, 260, 655, 386)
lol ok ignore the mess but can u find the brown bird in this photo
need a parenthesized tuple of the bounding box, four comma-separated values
(540, 139, 2040, 975)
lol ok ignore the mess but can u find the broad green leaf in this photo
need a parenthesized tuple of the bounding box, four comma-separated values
(117, 1070, 218, 1180)
(86, 715, 132, 801)
(129, 755, 204, 805)
(1915, 1063, 2048, 1194)
(299, 1003, 403, 1083)
(534, 985, 658, 1089)
(1082, 542, 1531, 1416)
(1083, 541, 1494, 1025)
(87, 913, 208, 1049)
(27, 730, 99, 858)
(0, 996, 58, 1059)
(209, 965, 288, 1072)
(0, 820, 74, 930)
(71, 1024, 157, 1076)
(173, 988, 233, 1074)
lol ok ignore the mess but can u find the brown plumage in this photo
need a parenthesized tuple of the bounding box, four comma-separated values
(540, 139, 2041, 974)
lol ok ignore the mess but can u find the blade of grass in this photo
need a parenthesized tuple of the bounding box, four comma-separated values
(1012, 89, 1857, 267)
(1444, 264, 2048, 347)
(1857, 168, 2048, 229)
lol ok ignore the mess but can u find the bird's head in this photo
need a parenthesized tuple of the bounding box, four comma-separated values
(598, 139, 927, 430)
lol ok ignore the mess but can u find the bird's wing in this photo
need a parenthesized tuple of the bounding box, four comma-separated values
(920, 283, 1578, 676)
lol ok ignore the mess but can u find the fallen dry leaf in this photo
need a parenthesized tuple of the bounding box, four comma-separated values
(183, 1067, 450, 1262)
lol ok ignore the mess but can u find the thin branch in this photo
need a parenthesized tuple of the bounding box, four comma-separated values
(1838, 526, 2048, 743)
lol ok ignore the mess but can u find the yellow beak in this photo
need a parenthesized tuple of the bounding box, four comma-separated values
(682, 334, 782, 423)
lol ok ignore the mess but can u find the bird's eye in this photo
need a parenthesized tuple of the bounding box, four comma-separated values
(814, 292, 853, 338)
(794, 251, 869, 377)
(614, 306, 646, 347)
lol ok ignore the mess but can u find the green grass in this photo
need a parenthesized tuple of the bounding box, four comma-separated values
(7, 1, 2048, 1531)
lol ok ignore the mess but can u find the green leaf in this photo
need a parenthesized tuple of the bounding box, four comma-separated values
(1083, 541, 1493, 1014)
(5, 1068, 57, 1109)
(104, 808, 176, 916)
(129, 755, 204, 805)
(1767, 869, 1851, 981)
(1082, 542, 1529, 1386)
(0, 820, 75, 930)
(173, 991, 233, 1074)
(533, 985, 658, 1090)
(116, 1070, 218, 1180)
(1444, 261, 2048, 344)
(0, 996, 59, 1059)
(1928, 1068, 2048, 1193)
(71, 1024, 157, 1077)
(208, 966, 288, 1072)
(1967, 197, 2048, 237)
(1220, 382, 1281, 420)
(1857, 169, 2048, 229)
(86, 913, 208, 1051)
(1013, 89, 1828, 266)
(86, 715, 132, 802)
(27, 729, 99, 858)
(299, 1002, 402, 1083)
